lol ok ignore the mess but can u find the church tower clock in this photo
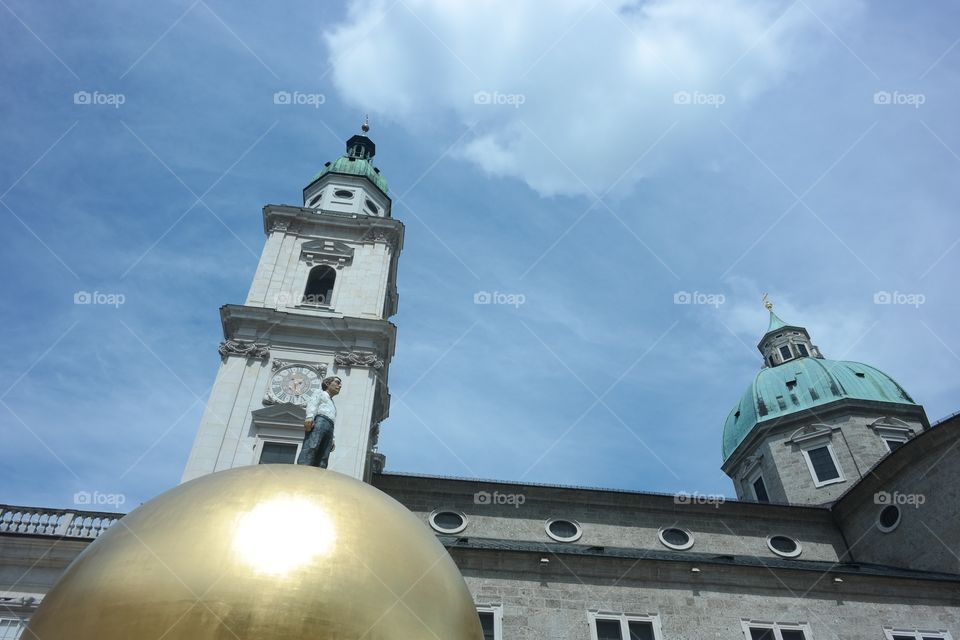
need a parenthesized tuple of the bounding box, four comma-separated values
(181, 121, 402, 483)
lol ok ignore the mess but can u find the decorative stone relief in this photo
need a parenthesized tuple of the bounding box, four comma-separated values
(271, 359, 328, 376)
(360, 226, 400, 252)
(218, 340, 270, 360)
(301, 239, 355, 269)
(335, 351, 384, 369)
(269, 218, 290, 233)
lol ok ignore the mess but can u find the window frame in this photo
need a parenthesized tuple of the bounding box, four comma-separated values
(544, 518, 583, 543)
(748, 467, 770, 503)
(740, 619, 813, 640)
(429, 509, 468, 534)
(766, 534, 803, 559)
(800, 442, 845, 487)
(588, 611, 663, 640)
(882, 629, 953, 640)
(255, 437, 301, 465)
(476, 604, 503, 640)
(301, 264, 337, 309)
(657, 526, 694, 551)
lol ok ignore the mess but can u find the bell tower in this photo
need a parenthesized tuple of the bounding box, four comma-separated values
(181, 121, 402, 483)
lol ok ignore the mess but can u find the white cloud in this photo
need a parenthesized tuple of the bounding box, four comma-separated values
(323, 0, 862, 196)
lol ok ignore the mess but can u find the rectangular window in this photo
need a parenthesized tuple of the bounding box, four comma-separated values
(884, 631, 953, 640)
(779, 345, 793, 361)
(801, 444, 844, 486)
(258, 441, 298, 464)
(884, 438, 906, 452)
(477, 605, 502, 640)
(796, 343, 809, 357)
(752, 476, 770, 503)
(743, 621, 811, 640)
(0, 618, 25, 640)
(590, 613, 661, 640)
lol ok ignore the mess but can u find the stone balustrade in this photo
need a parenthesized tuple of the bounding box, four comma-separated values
(0, 504, 121, 539)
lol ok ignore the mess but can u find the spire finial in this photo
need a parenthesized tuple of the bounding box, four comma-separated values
(361, 114, 370, 134)
(762, 293, 773, 312)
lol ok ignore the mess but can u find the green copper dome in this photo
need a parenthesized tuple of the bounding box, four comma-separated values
(722, 358, 916, 460)
(312, 155, 388, 194)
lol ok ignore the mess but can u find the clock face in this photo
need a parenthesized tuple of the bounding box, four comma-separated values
(269, 365, 322, 405)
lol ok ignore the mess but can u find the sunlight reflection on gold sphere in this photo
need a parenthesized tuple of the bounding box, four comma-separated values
(26, 465, 484, 640)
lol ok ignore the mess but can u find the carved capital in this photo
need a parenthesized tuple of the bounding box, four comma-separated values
(334, 350, 384, 369)
(219, 339, 270, 360)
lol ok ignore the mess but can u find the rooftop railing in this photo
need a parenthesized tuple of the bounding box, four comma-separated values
(0, 504, 122, 539)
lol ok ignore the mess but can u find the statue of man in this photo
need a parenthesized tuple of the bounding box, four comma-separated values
(297, 376, 341, 468)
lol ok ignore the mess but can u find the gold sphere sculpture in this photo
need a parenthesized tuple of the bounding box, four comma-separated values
(26, 465, 483, 640)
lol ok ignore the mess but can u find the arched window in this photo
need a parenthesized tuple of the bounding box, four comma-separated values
(303, 266, 335, 306)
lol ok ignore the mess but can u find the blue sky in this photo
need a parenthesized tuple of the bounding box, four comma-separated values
(2, 0, 958, 512)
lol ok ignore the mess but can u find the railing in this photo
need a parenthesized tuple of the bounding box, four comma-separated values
(0, 504, 122, 539)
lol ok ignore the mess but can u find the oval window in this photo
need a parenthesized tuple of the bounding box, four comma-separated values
(545, 518, 582, 543)
(877, 505, 901, 533)
(334, 189, 354, 199)
(658, 527, 694, 550)
(428, 510, 467, 534)
(767, 535, 802, 558)
(364, 198, 379, 213)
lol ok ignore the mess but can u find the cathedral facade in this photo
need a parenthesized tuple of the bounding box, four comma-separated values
(1, 129, 959, 640)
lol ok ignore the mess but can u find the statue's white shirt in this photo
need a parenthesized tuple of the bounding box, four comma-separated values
(306, 390, 337, 422)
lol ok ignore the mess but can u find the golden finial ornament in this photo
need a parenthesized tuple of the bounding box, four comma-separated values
(361, 114, 370, 133)
(25, 465, 483, 640)
(762, 293, 773, 311)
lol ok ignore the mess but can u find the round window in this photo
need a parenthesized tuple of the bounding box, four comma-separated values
(658, 527, 694, 550)
(767, 535, 802, 558)
(428, 510, 467, 534)
(877, 505, 901, 533)
(365, 198, 379, 213)
(334, 189, 354, 199)
(545, 519, 582, 543)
